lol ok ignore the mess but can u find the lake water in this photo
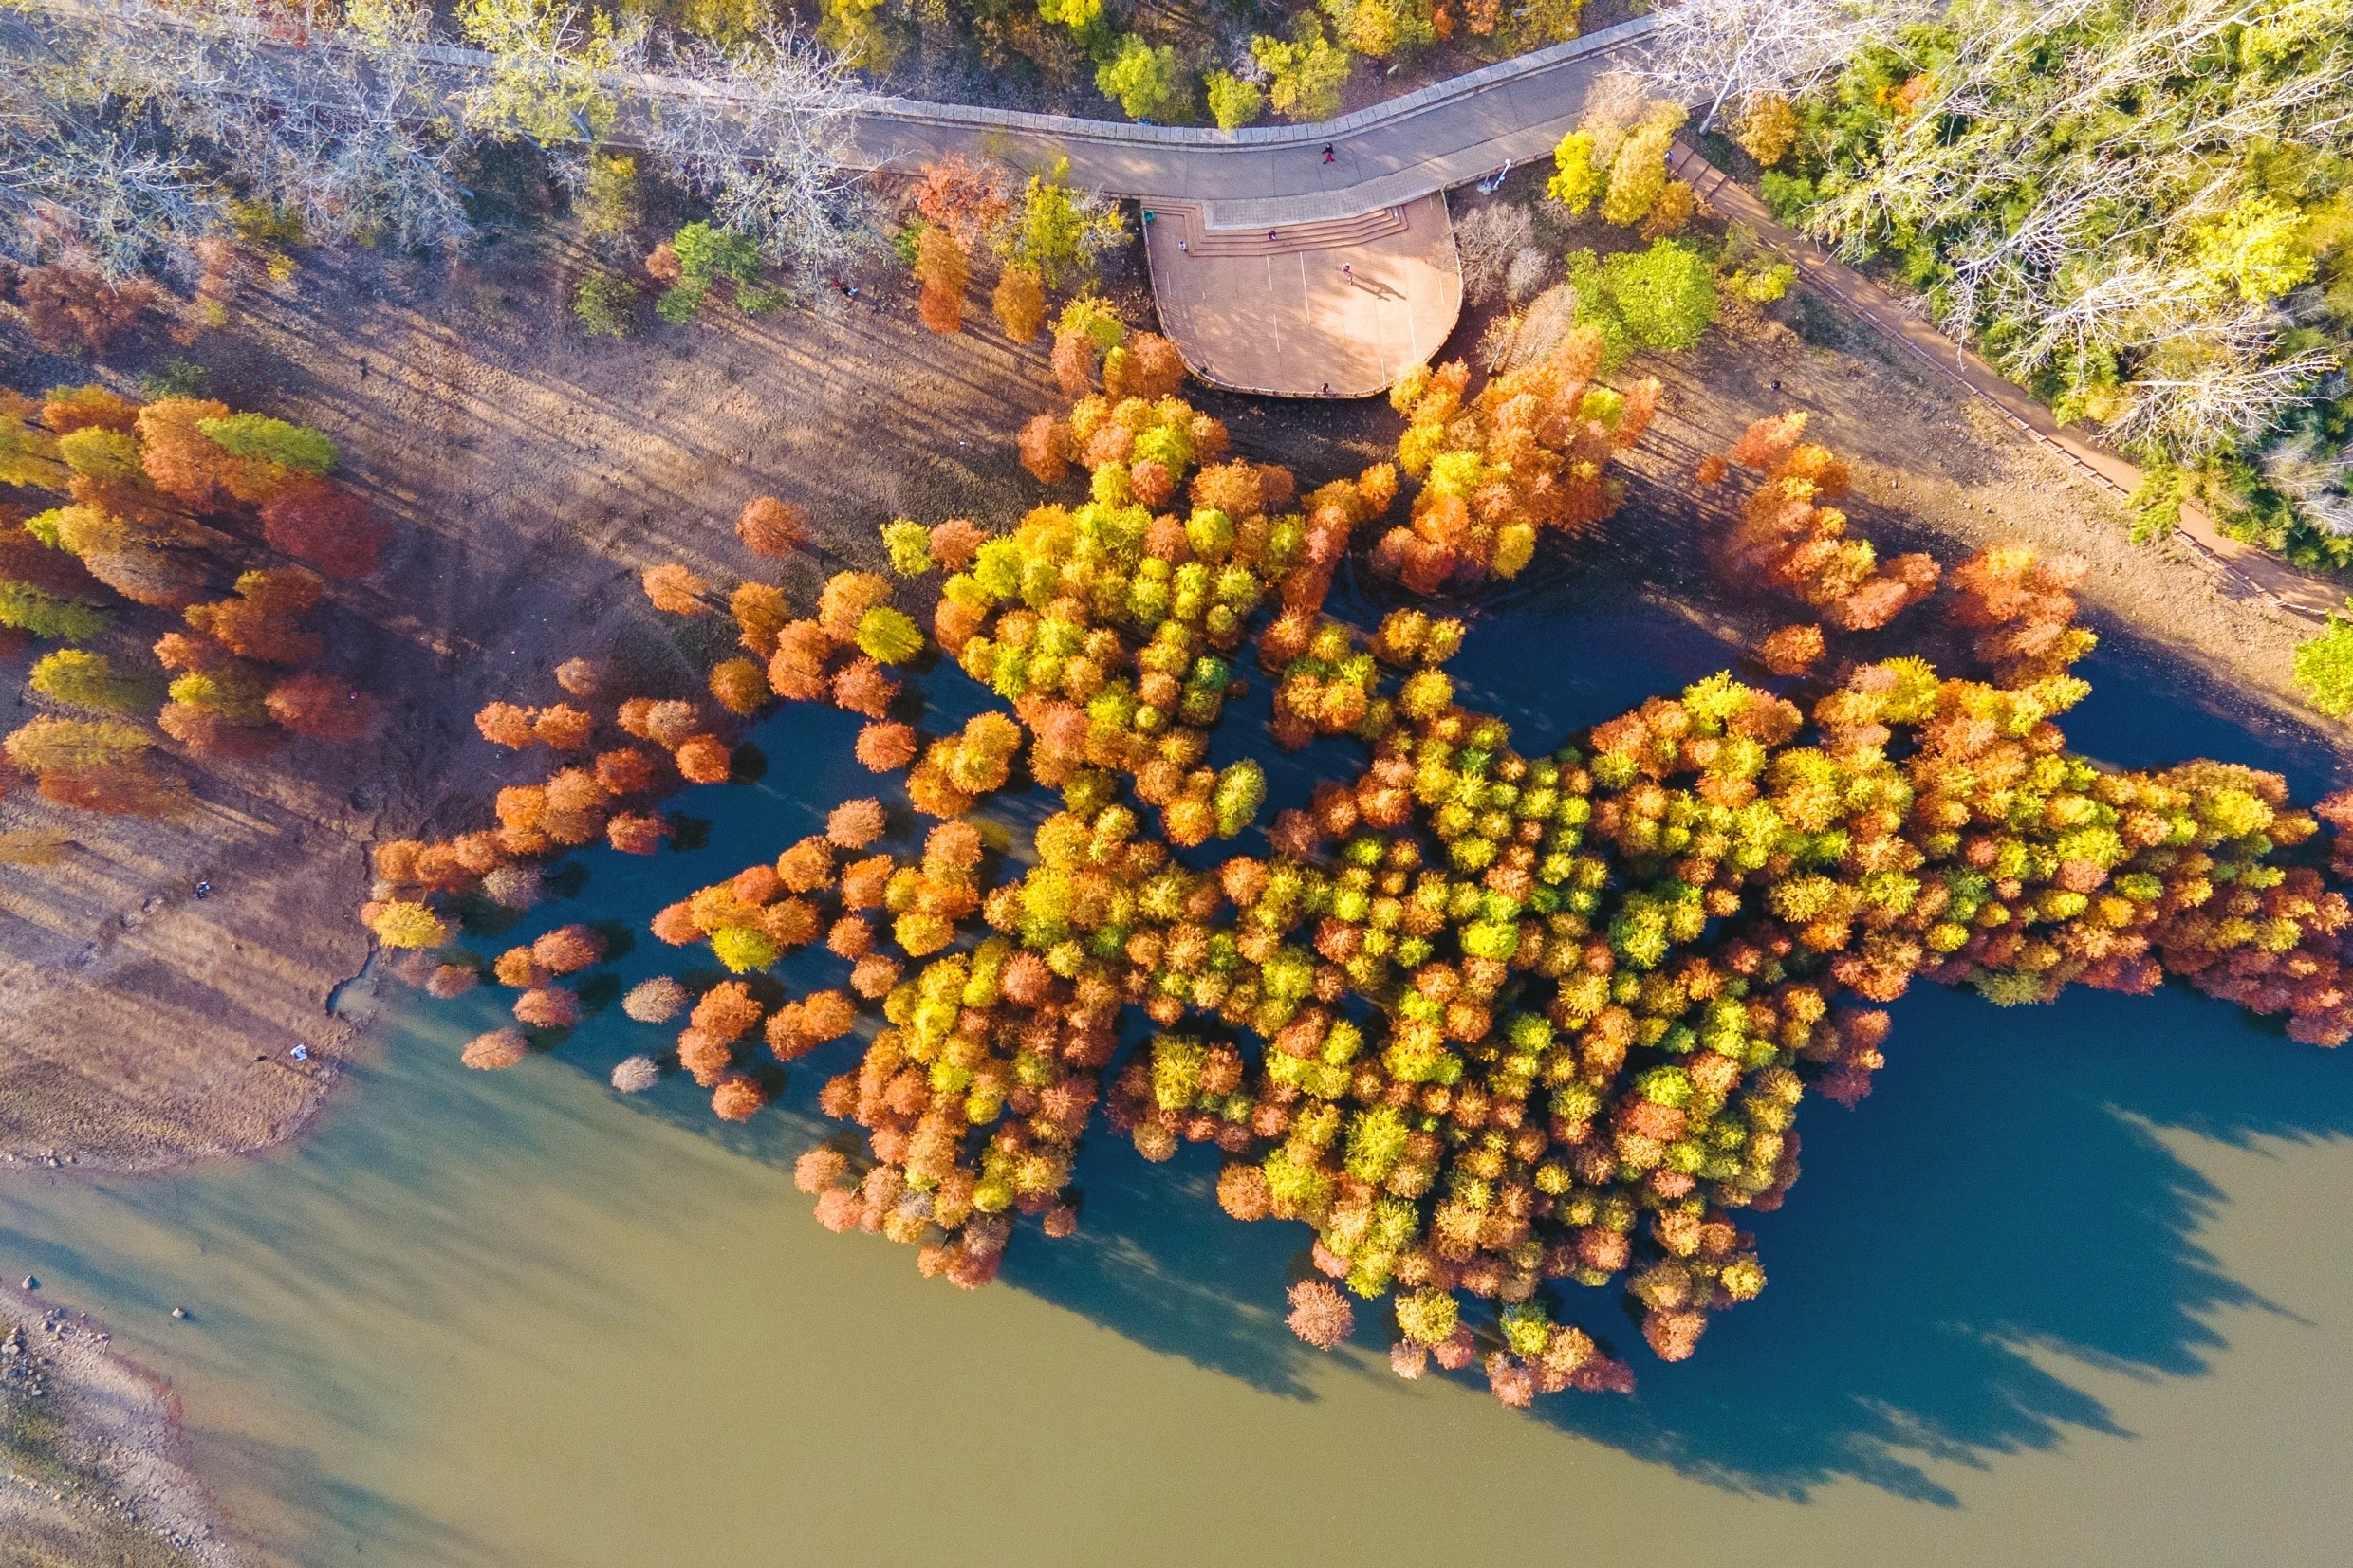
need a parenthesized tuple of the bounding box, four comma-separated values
(4, 581, 2350, 1567)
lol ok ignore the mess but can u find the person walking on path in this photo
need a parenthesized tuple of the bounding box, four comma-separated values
(1322, 145, 1335, 164)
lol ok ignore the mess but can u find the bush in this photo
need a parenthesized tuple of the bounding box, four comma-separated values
(657, 222, 767, 323)
(1758, 170, 1816, 224)
(195, 413, 338, 473)
(1568, 240, 1719, 366)
(577, 151, 639, 240)
(1096, 35, 1187, 122)
(2293, 606, 2353, 717)
(139, 360, 211, 400)
(574, 271, 639, 338)
(1205, 71, 1264, 131)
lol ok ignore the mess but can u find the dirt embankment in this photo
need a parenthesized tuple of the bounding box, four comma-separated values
(0, 1285, 247, 1567)
(0, 223, 1104, 1174)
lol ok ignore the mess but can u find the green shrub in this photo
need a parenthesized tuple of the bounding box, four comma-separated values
(577, 151, 639, 241)
(891, 218, 925, 269)
(573, 271, 639, 338)
(1757, 170, 1815, 223)
(1096, 35, 1187, 122)
(139, 360, 210, 400)
(1205, 71, 1264, 131)
(658, 221, 768, 323)
(2293, 605, 2353, 718)
(197, 413, 338, 473)
(1567, 240, 1719, 367)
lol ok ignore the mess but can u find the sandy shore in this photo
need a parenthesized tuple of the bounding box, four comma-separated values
(0, 1285, 250, 1568)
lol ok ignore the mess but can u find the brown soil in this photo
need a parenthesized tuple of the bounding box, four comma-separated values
(0, 1286, 246, 1567)
(0, 215, 1143, 1174)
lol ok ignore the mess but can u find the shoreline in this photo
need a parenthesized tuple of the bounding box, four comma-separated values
(6, 223, 2345, 1178)
(1, 178, 2347, 1561)
(0, 1285, 251, 1567)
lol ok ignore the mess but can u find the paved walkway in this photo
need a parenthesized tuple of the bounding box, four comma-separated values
(823, 25, 1663, 397)
(15, 1, 1659, 397)
(1142, 194, 1463, 397)
(30, 2, 2344, 595)
(841, 16, 1658, 228)
(1669, 143, 2344, 626)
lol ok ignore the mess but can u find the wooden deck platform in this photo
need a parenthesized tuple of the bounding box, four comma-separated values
(1140, 192, 1465, 399)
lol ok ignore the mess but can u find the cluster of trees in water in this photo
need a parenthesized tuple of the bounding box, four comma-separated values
(364, 309, 2353, 1404)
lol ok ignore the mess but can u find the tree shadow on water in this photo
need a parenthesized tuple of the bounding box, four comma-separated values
(992, 977, 2353, 1503)
(999, 1137, 1330, 1401)
(1538, 981, 2352, 1501)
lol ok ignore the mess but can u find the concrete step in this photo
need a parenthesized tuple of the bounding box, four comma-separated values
(1145, 201, 1410, 256)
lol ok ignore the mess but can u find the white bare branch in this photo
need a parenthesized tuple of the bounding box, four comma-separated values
(7, 0, 476, 253)
(1635, 0, 1929, 134)
(639, 29, 873, 286)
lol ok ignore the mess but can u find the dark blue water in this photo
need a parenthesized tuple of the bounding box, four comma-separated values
(1, 577, 2347, 1567)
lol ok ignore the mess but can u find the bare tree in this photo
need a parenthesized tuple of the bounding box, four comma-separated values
(1794, 0, 2352, 461)
(640, 29, 872, 289)
(2263, 424, 2353, 537)
(0, 69, 215, 279)
(1636, 0, 1925, 134)
(8, 0, 474, 254)
(1454, 201, 1533, 306)
(2105, 311, 2342, 455)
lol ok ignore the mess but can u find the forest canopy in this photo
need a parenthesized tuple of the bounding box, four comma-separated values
(1672, 0, 2353, 564)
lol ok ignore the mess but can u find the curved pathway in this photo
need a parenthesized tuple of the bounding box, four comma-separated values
(39, 0, 2338, 617)
(14, 1, 1659, 396)
(840, 16, 1658, 228)
(820, 16, 1662, 396)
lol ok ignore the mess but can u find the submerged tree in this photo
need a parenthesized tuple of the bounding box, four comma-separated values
(364, 327, 2353, 1412)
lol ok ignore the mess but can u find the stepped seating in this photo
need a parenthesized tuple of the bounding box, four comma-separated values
(1145, 201, 1411, 257)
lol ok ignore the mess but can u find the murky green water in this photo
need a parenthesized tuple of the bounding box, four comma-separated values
(3, 585, 2350, 1567)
